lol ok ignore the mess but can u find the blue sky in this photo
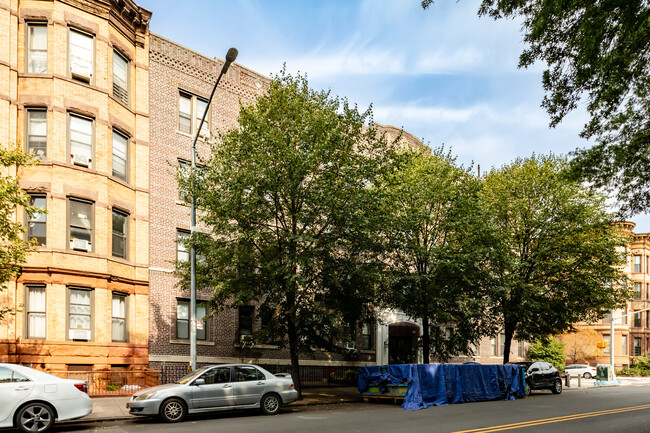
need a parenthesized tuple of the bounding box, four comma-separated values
(138, 0, 650, 233)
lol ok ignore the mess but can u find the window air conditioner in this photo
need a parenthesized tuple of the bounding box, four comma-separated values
(69, 329, 91, 341)
(240, 334, 254, 344)
(71, 153, 90, 167)
(344, 342, 357, 352)
(71, 238, 90, 251)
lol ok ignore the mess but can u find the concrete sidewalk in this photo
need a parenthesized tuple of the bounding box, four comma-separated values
(74, 387, 363, 424)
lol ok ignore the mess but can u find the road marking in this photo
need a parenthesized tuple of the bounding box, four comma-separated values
(452, 403, 650, 433)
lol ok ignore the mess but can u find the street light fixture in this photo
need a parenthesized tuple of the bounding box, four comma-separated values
(189, 47, 238, 371)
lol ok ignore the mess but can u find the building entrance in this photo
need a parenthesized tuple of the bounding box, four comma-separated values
(388, 322, 420, 364)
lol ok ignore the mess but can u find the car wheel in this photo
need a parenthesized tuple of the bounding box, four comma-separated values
(261, 393, 281, 415)
(159, 398, 186, 423)
(16, 402, 55, 433)
(583, 372, 592, 379)
(551, 378, 562, 394)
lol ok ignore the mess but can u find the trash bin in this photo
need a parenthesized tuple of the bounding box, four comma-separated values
(596, 364, 610, 381)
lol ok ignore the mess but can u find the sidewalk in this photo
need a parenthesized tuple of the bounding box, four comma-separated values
(73, 387, 363, 424)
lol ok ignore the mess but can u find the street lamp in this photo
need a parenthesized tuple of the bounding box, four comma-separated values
(608, 305, 650, 381)
(189, 47, 238, 371)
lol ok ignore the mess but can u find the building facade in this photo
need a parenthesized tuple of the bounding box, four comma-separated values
(0, 0, 151, 372)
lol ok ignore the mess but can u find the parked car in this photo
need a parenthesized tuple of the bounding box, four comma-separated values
(0, 363, 92, 433)
(564, 364, 597, 379)
(127, 364, 298, 422)
(508, 361, 562, 395)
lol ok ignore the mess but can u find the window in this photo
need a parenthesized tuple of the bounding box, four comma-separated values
(518, 340, 525, 358)
(26, 285, 46, 339)
(233, 365, 265, 382)
(27, 194, 46, 246)
(490, 336, 497, 356)
(445, 327, 453, 340)
(634, 282, 642, 299)
(178, 159, 190, 201)
(499, 333, 506, 356)
(68, 288, 92, 340)
(69, 198, 93, 252)
(361, 322, 372, 351)
(634, 255, 641, 272)
(239, 306, 254, 339)
(112, 209, 128, 259)
(26, 109, 46, 159)
(112, 50, 128, 104)
(178, 91, 209, 136)
(622, 334, 628, 355)
(177, 229, 190, 262)
(112, 130, 128, 182)
(176, 300, 206, 340)
(634, 338, 642, 356)
(69, 28, 93, 82)
(26, 23, 47, 73)
(201, 366, 231, 384)
(69, 114, 93, 168)
(111, 293, 127, 342)
(0, 367, 29, 383)
(602, 334, 611, 354)
(634, 312, 641, 328)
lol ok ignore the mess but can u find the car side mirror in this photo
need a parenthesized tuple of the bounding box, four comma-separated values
(194, 378, 205, 386)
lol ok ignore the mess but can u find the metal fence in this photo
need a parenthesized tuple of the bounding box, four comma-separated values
(51, 370, 160, 397)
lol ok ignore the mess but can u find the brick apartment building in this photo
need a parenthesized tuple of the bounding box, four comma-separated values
(0, 0, 152, 372)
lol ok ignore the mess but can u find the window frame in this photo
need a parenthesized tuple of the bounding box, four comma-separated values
(67, 197, 94, 253)
(112, 49, 129, 105)
(26, 108, 47, 160)
(177, 229, 190, 262)
(26, 193, 46, 246)
(634, 282, 642, 299)
(111, 129, 129, 182)
(67, 287, 94, 341)
(178, 91, 210, 137)
(360, 322, 373, 351)
(175, 299, 207, 341)
(67, 112, 94, 168)
(111, 292, 128, 343)
(238, 306, 254, 339)
(26, 22, 47, 74)
(25, 285, 46, 340)
(68, 27, 95, 84)
(634, 255, 641, 273)
(111, 208, 128, 259)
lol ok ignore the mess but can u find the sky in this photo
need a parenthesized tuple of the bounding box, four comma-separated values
(137, 0, 650, 233)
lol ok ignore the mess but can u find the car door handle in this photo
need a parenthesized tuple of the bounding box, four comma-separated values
(222, 384, 231, 388)
(257, 381, 265, 386)
(15, 386, 30, 391)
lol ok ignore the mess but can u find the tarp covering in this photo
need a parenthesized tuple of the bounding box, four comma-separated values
(358, 363, 525, 410)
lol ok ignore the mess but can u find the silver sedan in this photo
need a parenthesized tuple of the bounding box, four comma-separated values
(127, 364, 298, 422)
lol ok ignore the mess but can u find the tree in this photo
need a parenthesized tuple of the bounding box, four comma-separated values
(557, 327, 603, 364)
(480, 154, 631, 364)
(527, 337, 566, 371)
(180, 71, 391, 398)
(1, 144, 38, 321)
(381, 147, 494, 363)
(422, 1, 650, 216)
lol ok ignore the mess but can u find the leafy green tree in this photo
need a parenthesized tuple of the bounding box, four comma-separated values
(180, 71, 391, 397)
(381, 147, 494, 363)
(527, 337, 566, 371)
(422, 1, 650, 216)
(481, 154, 631, 364)
(1, 144, 38, 321)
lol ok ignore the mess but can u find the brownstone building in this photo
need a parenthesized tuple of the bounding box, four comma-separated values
(0, 0, 151, 372)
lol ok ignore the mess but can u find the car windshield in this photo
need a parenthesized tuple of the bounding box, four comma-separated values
(178, 366, 211, 384)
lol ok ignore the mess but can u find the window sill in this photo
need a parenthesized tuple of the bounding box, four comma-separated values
(233, 343, 281, 349)
(170, 339, 214, 346)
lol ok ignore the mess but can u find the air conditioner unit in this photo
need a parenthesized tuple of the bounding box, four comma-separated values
(344, 342, 357, 352)
(70, 238, 90, 251)
(71, 62, 92, 81)
(198, 124, 210, 140)
(71, 153, 90, 167)
(69, 329, 91, 341)
(240, 334, 254, 345)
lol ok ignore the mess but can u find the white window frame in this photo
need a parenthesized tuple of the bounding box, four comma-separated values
(26, 23, 47, 74)
(68, 287, 93, 341)
(68, 197, 93, 252)
(68, 28, 94, 83)
(26, 109, 47, 160)
(177, 229, 190, 262)
(68, 113, 94, 168)
(112, 129, 129, 182)
(112, 50, 129, 104)
(26, 285, 46, 339)
(27, 194, 46, 246)
(112, 208, 128, 259)
(111, 293, 128, 342)
(178, 91, 209, 137)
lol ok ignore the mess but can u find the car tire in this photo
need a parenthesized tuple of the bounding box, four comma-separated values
(583, 372, 592, 379)
(261, 393, 281, 415)
(159, 398, 187, 423)
(551, 378, 562, 394)
(16, 402, 55, 433)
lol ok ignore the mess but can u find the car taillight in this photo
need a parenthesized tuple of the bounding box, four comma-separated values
(290, 383, 294, 388)
(74, 383, 88, 393)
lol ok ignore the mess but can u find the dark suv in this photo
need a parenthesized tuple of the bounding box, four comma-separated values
(508, 361, 562, 395)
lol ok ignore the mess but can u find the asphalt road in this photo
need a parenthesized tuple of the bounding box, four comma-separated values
(54, 384, 650, 433)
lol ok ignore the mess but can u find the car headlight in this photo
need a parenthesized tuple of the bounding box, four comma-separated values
(135, 391, 157, 401)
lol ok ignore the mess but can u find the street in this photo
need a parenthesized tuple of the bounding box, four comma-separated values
(53, 384, 650, 433)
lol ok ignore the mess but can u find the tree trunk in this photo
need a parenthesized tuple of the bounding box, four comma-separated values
(502, 323, 515, 364)
(287, 315, 302, 399)
(422, 315, 430, 364)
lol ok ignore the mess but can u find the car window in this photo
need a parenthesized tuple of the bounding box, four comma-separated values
(0, 367, 30, 383)
(201, 367, 230, 384)
(542, 363, 553, 371)
(529, 362, 540, 372)
(233, 366, 265, 382)
(565, 365, 575, 370)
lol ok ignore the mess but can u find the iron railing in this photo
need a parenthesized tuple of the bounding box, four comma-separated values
(50, 370, 160, 397)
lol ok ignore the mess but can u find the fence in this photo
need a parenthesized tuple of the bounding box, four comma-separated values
(51, 370, 160, 397)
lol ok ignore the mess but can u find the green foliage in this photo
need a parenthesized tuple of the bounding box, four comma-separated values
(178, 69, 392, 394)
(481, 154, 631, 363)
(527, 337, 566, 371)
(0, 144, 38, 321)
(380, 147, 495, 362)
(617, 356, 650, 377)
(423, 0, 650, 216)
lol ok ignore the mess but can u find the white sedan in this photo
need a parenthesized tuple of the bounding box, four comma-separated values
(0, 363, 92, 433)
(564, 364, 598, 379)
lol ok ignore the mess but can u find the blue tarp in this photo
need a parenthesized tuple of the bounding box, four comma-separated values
(358, 363, 526, 411)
